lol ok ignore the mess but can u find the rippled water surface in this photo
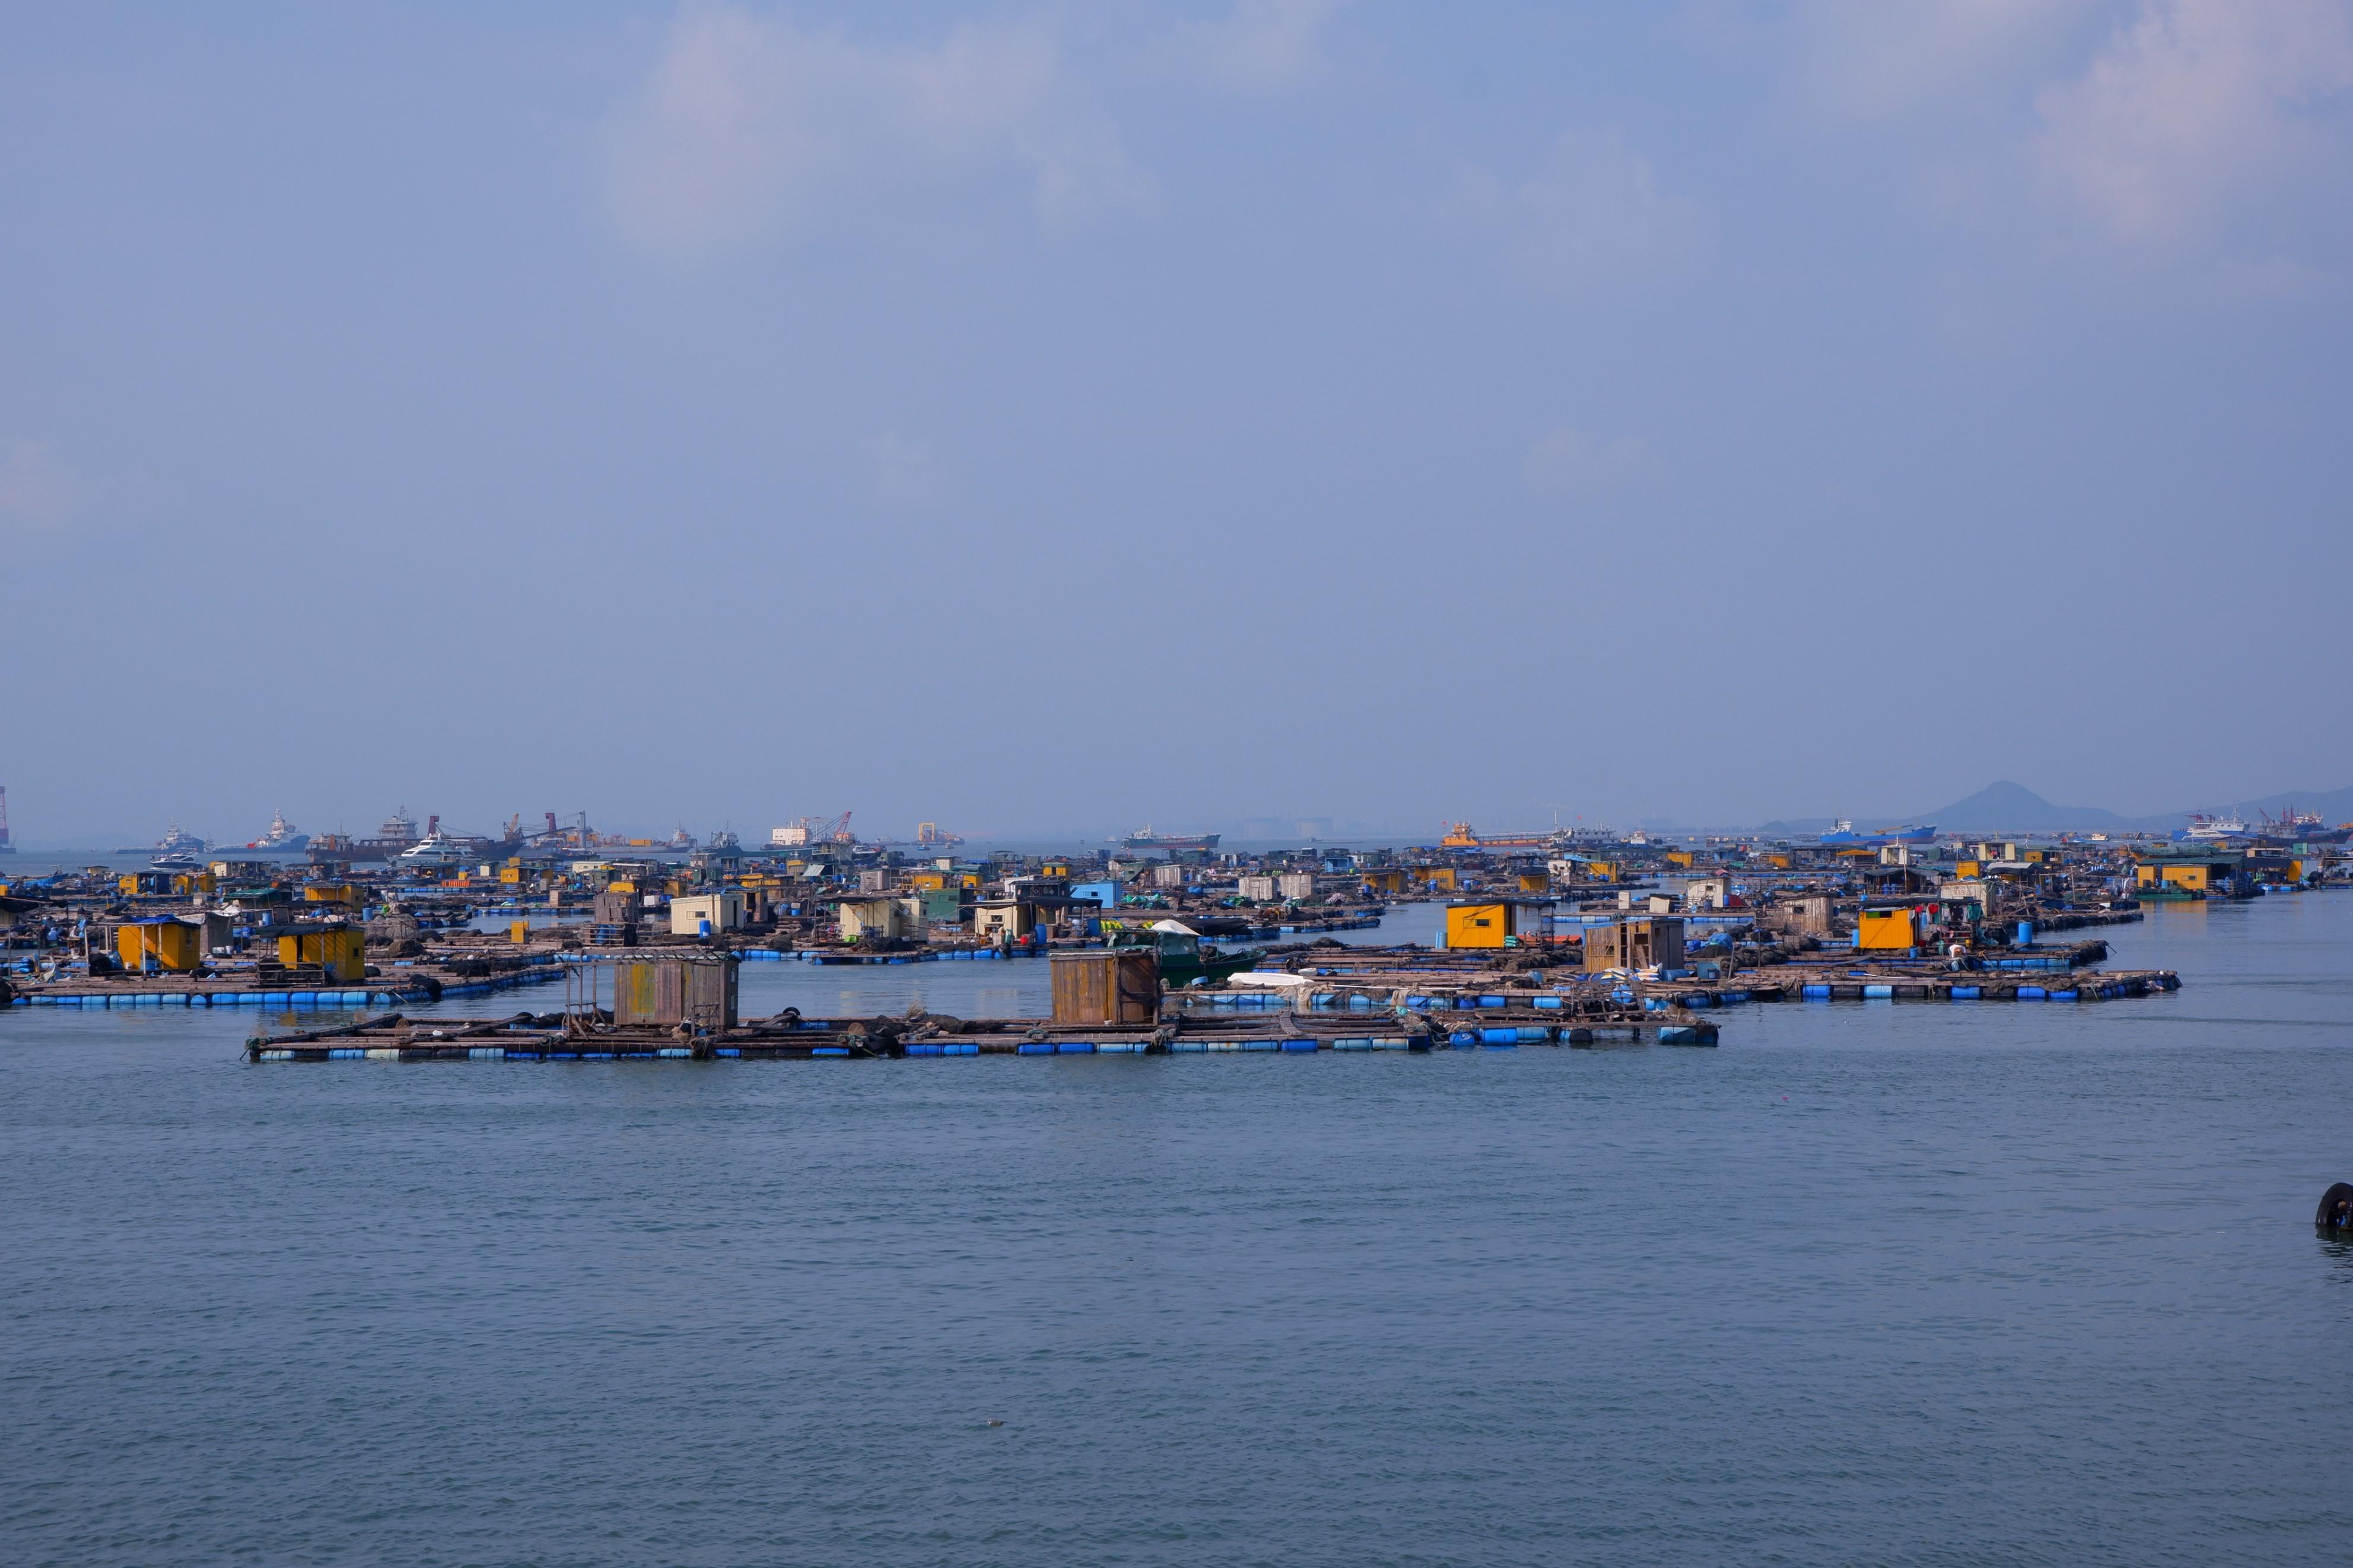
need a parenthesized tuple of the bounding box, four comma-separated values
(6, 895, 2352, 1566)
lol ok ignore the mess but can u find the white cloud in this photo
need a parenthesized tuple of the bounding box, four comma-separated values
(1452, 131, 1710, 297)
(1172, 0, 1350, 93)
(1790, 0, 2100, 121)
(2034, 0, 2353, 246)
(605, 7, 1150, 260)
(0, 441, 84, 539)
(1524, 428, 1667, 502)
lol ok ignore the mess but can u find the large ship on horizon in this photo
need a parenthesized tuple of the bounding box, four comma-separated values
(1817, 819, 1937, 847)
(1120, 826, 1222, 852)
(246, 809, 310, 852)
(116, 822, 208, 855)
(2185, 812, 2249, 841)
(309, 807, 424, 863)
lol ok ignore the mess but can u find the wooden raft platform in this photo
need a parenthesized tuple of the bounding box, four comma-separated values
(243, 1007, 1719, 1062)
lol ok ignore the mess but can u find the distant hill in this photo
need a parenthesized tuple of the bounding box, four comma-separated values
(1753, 779, 2353, 837)
(1912, 781, 2135, 834)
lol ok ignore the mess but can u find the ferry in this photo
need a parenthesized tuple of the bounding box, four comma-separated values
(2186, 813, 2249, 841)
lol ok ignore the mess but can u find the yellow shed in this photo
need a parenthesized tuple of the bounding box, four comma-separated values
(1443, 900, 1547, 949)
(304, 883, 359, 906)
(1665, 850, 1694, 869)
(118, 920, 203, 973)
(1410, 866, 1460, 891)
(277, 927, 366, 982)
(1517, 872, 1550, 892)
(1856, 908, 1919, 950)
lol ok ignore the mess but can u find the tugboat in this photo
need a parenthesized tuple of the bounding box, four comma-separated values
(246, 808, 310, 852)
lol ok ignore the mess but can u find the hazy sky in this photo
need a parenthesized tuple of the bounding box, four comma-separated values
(4, 1, 2349, 844)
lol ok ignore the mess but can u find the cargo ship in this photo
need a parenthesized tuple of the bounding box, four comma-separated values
(1120, 826, 1220, 852)
(1817, 820, 1936, 847)
(309, 808, 423, 864)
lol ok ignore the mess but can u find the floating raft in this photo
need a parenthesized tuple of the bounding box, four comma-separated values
(7, 965, 566, 1010)
(243, 1009, 1718, 1062)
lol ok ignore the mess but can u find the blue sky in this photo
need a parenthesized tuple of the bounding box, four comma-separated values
(3, 1, 2348, 844)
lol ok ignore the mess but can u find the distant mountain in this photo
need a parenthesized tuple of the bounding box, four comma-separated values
(1764, 779, 2353, 837)
(1912, 781, 2135, 834)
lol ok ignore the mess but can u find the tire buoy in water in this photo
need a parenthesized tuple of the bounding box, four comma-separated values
(2316, 1182, 2353, 1233)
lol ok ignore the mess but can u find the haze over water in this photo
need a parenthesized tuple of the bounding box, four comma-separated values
(5, 893, 2350, 1565)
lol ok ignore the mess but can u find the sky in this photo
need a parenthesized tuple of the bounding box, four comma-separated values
(2, 1, 2349, 845)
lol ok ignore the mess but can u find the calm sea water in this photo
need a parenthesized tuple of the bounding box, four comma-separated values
(5, 895, 2351, 1566)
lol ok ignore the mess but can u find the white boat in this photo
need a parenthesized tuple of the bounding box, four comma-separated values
(2186, 813, 2249, 841)
(246, 809, 310, 851)
(398, 832, 469, 866)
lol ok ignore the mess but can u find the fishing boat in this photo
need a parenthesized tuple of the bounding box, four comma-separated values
(1104, 920, 1263, 986)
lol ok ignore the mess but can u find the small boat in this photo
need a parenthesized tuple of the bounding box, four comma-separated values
(150, 851, 203, 872)
(1105, 921, 1264, 986)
